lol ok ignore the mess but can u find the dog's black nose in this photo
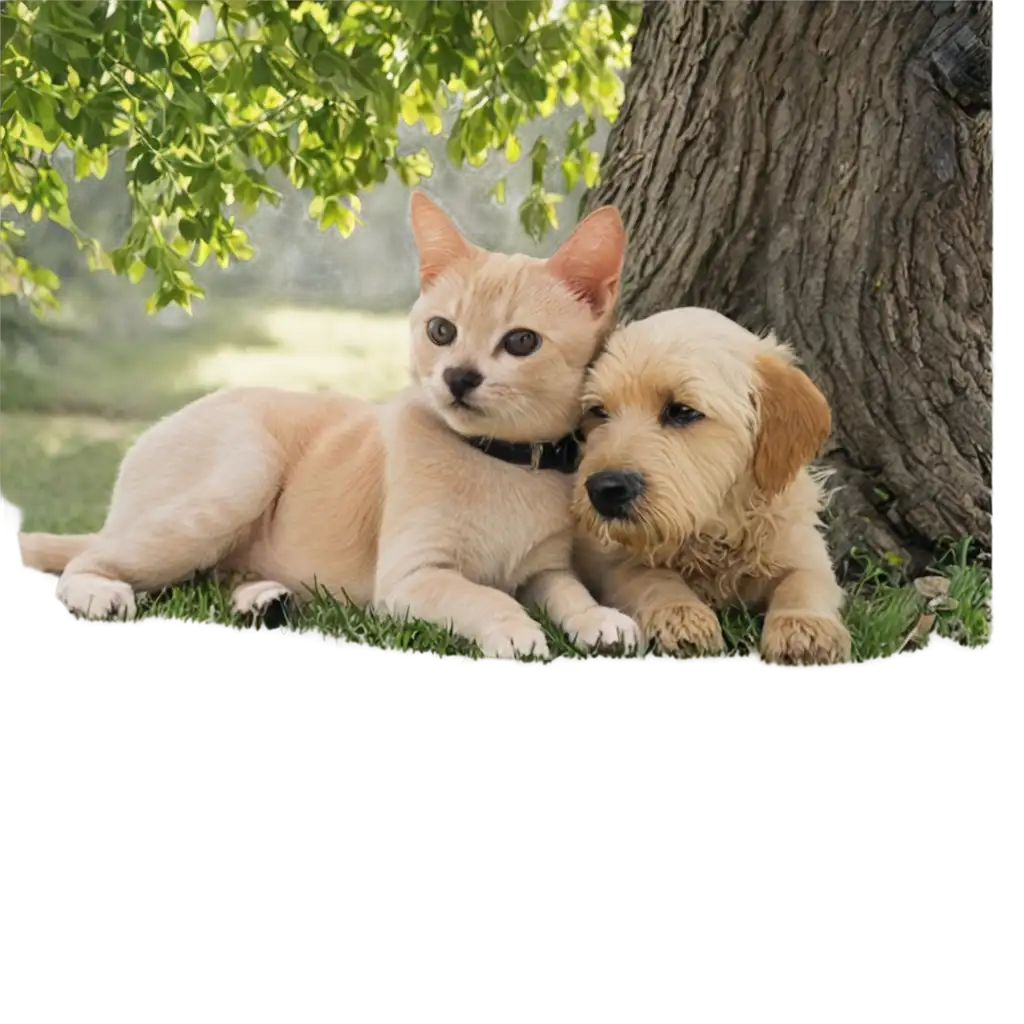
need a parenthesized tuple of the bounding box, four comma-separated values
(585, 469, 646, 519)
(443, 366, 484, 401)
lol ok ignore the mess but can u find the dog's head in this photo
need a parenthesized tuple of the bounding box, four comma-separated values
(574, 307, 831, 553)
(407, 191, 625, 442)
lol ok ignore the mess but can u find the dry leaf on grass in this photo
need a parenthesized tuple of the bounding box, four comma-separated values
(913, 576, 950, 600)
(898, 613, 937, 653)
(912, 575, 958, 614)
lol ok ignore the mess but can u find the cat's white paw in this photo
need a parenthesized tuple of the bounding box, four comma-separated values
(565, 606, 641, 652)
(57, 572, 137, 620)
(232, 580, 292, 617)
(478, 618, 551, 660)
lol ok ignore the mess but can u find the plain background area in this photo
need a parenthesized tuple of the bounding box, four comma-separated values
(1, 498, 1020, 1024)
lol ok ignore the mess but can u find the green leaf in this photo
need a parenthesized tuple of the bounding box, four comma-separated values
(74, 149, 92, 181)
(31, 264, 60, 290)
(134, 45, 168, 73)
(81, 114, 107, 150)
(19, 119, 47, 151)
(312, 49, 347, 81)
(226, 228, 255, 260)
(530, 136, 549, 186)
(252, 53, 276, 89)
(127, 259, 146, 284)
(333, 205, 356, 237)
(489, 3, 521, 47)
(134, 153, 161, 185)
(91, 147, 109, 179)
(446, 132, 464, 167)
(420, 108, 442, 134)
(562, 155, 580, 192)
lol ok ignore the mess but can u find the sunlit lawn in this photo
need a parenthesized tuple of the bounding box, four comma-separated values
(1, 300, 989, 660)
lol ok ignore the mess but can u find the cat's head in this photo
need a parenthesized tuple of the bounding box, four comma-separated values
(408, 190, 626, 443)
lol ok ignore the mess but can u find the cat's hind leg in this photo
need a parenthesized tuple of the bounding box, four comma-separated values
(56, 394, 286, 620)
(230, 579, 293, 618)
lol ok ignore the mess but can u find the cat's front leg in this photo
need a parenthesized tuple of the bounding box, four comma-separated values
(378, 566, 550, 659)
(520, 569, 641, 653)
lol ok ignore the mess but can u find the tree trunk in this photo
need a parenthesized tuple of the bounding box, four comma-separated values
(589, 0, 991, 572)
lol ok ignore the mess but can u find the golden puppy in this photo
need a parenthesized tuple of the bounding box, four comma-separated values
(572, 307, 851, 665)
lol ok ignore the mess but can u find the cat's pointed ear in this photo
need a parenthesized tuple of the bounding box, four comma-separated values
(546, 206, 626, 318)
(410, 190, 475, 288)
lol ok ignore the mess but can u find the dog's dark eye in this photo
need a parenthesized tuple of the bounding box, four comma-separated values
(662, 402, 704, 427)
(502, 328, 541, 357)
(586, 405, 609, 420)
(427, 317, 457, 346)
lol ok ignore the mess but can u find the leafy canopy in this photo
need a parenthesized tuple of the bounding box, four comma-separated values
(0, 0, 638, 313)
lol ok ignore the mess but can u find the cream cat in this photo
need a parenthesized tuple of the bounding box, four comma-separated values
(19, 192, 640, 659)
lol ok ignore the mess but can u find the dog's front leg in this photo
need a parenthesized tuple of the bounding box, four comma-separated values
(519, 570, 641, 653)
(379, 566, 551, 659)
(575, 541, 724, 655)
(761, 567, 851, 665)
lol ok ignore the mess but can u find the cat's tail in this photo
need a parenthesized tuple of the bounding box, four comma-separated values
(19, 532, 96, 574)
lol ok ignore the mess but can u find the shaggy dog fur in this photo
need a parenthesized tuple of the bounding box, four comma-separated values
(573, 307, 851, 665)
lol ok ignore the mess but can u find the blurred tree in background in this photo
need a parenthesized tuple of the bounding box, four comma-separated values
(0, 0, 638, 319)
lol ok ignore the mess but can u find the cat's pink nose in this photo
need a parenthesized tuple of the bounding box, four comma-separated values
(443, 366, 483, 401)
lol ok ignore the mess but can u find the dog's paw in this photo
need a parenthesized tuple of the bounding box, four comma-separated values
(57, 572, 137, 621)
(231, 580, 292, 618)
(478, 618, 551, 660)
(760, 612, 851, 665)
(641, 601, 725, 655)
(564, 606, 641, 653)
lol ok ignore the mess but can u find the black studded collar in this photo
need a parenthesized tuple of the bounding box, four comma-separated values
(463, 432, 582, 474)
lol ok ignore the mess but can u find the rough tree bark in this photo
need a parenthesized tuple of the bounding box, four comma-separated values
(589, 0, 991, 571)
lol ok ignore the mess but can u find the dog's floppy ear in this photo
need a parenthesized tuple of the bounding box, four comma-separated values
(410, 190, 475, 287)
(753, 353, 831, 497)
(547, 206, 626, 318)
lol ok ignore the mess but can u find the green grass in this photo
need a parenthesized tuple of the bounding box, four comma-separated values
(1, 300, 991, 662)
(108, 541, 989, 662)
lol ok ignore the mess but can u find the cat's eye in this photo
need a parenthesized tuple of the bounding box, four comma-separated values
(427, 317, 457, 346)
(502, 328, 541, 357)
(662, 401, 705, 427)
(586, 405, 609, 420)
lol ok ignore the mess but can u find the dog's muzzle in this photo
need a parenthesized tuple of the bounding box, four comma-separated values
(585, 469, 645, 520)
